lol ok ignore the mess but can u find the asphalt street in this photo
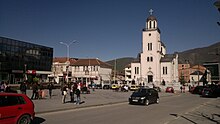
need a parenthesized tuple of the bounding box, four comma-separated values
(25, 89, 220, 124)
(33, 93, 220, 124)
(25, 89, 175, 113)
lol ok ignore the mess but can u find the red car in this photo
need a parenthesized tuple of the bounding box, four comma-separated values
(0, 93, 35, 124)
(165, 87, 174, 93)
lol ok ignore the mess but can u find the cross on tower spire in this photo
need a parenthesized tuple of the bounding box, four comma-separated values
(149, 9, 153, 15)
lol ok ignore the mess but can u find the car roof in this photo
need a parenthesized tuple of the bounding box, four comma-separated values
(0, 93, 25, 96)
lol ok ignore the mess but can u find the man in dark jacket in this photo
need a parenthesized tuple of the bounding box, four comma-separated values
(47, 82, 53, 98)
(31, 82, 38, 99)
(75, 88, 81, 105)
(20, 81, 27, 94)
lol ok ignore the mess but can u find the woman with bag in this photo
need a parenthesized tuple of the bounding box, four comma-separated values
(62, 84, 68, 104)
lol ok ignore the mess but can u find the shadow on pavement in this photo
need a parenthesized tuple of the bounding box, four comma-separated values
(32, 117, 46, 124)
(170, 113, 197, 124)
(201, 113, 220, 124)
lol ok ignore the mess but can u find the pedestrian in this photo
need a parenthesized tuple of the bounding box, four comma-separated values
(162, 79, 166, 86)
(188, 85, 191, 92)
(47, 82, 53, 98)
(75, 88, 81, 105)
(0, 81, 5, 92)
(20, 81, 27, 94)
(70, 82, 76, 102)
(183, 85, 185, 93)
(180, 86, 183, 93)
(62, 84, 68, 104)
(38, 83, 44, 99)
(31, 82, 38, 100)
(4, 81, 11, 92)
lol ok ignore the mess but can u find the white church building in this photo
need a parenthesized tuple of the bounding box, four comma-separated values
(125, 10, 179, 87)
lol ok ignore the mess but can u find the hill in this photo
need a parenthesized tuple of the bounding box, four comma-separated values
(105, 57, 135, 73)
(178, 42, 220, 65)
(106, 42, 220, 73)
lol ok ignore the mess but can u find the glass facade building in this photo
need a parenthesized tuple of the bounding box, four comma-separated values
(0, 37, 53, 84)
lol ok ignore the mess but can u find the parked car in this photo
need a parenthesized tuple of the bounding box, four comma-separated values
(111, 84, 120, 91)
(165, 87, 174, 93)
(81, 87, 90, 94)
(129, 88, 159, 106)
(201, 88, 218, 98)
(0, 93, 35, 124)
(130, 85, 139, 91)
(153, 86, 161, 92)
(215, 85, 220, 97)
(191, 86, 205, 95)
(103, 84, 110, 89)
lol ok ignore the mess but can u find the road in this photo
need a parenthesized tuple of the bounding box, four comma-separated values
(33, 93, 219, 124)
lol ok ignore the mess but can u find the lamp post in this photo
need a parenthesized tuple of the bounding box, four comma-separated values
(60, 40, 77, 83)
(24, 64, 27, 81)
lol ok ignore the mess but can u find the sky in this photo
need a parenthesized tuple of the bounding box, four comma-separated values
(0, 0, 220, 61)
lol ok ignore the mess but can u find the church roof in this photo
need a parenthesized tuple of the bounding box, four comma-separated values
(160, 54, 176, 62)
(160, 41, 166, 48)
(147, 15, 157, 21)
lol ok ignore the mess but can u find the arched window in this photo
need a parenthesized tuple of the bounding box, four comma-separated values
(151, 57, 153, 62)
(153, 21, 156, 28)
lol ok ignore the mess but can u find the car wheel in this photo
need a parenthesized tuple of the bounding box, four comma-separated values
(145, 99, 149, 106)
(17, 114, 32, 124)
(156, 98, 159, 104)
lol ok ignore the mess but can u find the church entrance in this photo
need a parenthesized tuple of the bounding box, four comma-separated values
(148, 75, 153, 83)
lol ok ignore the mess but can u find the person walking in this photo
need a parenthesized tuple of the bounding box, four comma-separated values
(62, 84, 68, 104)
(70, 82, 76, 102)
(31, 82, 38, 100)
(180, 86, 183, 93)
(47, 82, 53, 98)
(75, 88, 81, 105)
(4, 81, 11, 92)
(0, 81, 5, 92)
(20, 81, 27, 94)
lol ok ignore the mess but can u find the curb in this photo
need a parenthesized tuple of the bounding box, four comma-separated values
(35, 93, 176, 114)
(36, 101, 127, 114)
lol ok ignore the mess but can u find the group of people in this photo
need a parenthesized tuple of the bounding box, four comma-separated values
(0, 81, 12, 92)
(30, 82, 54, 100)
(61, 82, 81, 105)
(1, 80, 83, 105)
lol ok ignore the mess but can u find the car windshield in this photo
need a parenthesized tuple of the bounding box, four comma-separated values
(137, 88, 148, 93)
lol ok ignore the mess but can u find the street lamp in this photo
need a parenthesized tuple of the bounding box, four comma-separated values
(59, 40, 77, 83)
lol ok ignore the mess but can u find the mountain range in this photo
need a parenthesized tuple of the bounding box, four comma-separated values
(106, 42, 220, 73)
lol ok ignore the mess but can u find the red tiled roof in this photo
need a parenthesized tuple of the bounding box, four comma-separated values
(53, 57, 77, 65)
(72, 58, 112, 69)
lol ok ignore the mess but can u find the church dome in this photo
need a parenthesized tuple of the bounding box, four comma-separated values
(147, 15, 157, 21)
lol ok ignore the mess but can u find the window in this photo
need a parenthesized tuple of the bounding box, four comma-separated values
(135, 67, 139, 74)
(163, 67, 168, 75)
(147, 57, 153, 62)
(153, 21, 156, 28)
(0, 96, 25, 107)
(148, 43, 152, 51)
(150, 57, 153, 62)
